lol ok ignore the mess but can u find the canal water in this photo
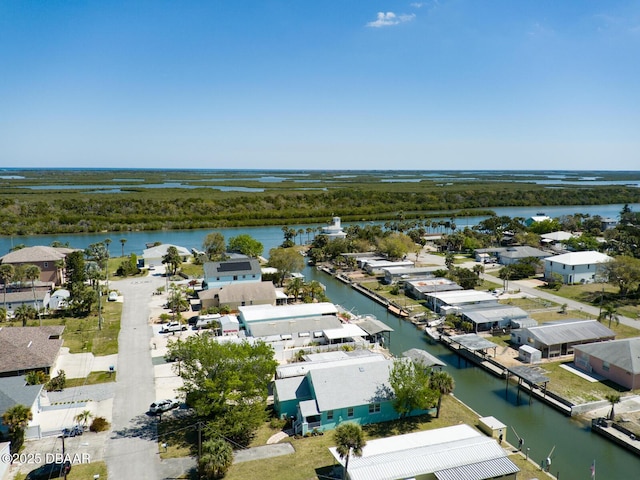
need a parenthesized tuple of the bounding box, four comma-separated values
(3, 202, 640, 478)
(304, 267, 640, 479)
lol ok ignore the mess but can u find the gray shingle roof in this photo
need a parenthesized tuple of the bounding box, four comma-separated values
(203, 258, 261, 278)
(0, 376, 43, 416)
(1, 246, 76, 264)
(575, 338, 640, 373)
(0, 326, 64, 374)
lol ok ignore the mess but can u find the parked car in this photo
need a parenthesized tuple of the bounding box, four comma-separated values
(149, 398, 180, 414)
(160, 322, 187, 333)
(108, 291, 118, 301)
(61, 425, 83, 437)
(26, 461, 71, 480)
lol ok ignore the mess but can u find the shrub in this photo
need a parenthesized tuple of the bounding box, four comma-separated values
(89, 416, 110, 432)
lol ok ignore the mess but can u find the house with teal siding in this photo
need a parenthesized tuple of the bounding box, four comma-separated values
(275, 358, 431, 435)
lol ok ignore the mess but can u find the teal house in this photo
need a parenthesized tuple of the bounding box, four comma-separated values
(274, 358, 430, 435)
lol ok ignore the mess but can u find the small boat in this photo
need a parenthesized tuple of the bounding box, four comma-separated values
(427, 317, 444, 328)
(425, 327, 441, 342)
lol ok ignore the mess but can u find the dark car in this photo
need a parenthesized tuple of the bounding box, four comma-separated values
(25, 461, 71, 480)
(61, 425, 83, 437)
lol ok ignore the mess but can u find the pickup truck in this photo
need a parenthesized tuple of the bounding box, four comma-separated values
(160, 322, 187, 333)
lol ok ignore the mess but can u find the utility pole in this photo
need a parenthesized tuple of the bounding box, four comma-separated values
(61, 434, 67, 480)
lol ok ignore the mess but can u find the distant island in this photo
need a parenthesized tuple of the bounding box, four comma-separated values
(1, 169, 639, 236)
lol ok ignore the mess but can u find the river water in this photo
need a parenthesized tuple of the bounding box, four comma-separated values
(3, 203, 640, 478)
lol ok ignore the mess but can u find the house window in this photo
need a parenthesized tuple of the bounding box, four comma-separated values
(347, 407, 354, 418)
(603, 361, 610, 371)
(43, 262, 48, 268)
(216, 277, 220, 281)
(233, 275, 238, 281)
(572, 266, 575, 270)
(252, 274, 256, 278)
(563, 265, 566, 270)
(368, 403, 381, 414)
(327, 410, 334, 421)
(242, 275, 246, 279)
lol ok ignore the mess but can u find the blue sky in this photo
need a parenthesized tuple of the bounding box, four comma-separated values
(1, 1, 639, 170)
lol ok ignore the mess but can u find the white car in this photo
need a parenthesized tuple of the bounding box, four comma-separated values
(149, 399, 179, 414)
(160, 322, 187, 333)
(108, 291, 118, 302)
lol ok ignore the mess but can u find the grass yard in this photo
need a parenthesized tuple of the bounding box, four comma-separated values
(542, 361, 631, 403)
(360, 280, 428, 312)
(541, 282, 640, 320)
(160, 396, 553, 480)
(499, 296, 560, 310)
(66, 370, 117, 386)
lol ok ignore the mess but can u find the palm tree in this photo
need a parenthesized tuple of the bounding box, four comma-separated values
(24, 264, 41, 324)
(334, 422, 366, 480)
(74, 410, 93, 429)
(284, 277, 304, 303)
(198, 438, 233, 479)
(15, 304, 36, 327)
(2, 403, 33, 454)
(605, 394, 621, 421)
(120, 238, 127, 257)
(599, 303, 620, 329)
(0, 263, 15, 312)
(430, 371, 455, 418)
(303, 280, 324, 302)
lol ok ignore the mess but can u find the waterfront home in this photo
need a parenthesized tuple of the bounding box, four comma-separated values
(510, 319, 615, 358)
(425, 289, 498, 314)
(540, 231, 575, 248)
(382, 266, 440, 285)
(202, 257, 261, 289)
(574, 338, 640, 390)
(525, 214, 551, 227)
(404, 277, 462, 301)
(458, 304, 532, 333)
(474, 246, 549, 266)
(48, 288, 70, 310)
(142, 243, 191, 268)
(362, 259, 414, 275)
(328, 423, 519, 480)
(0, 245, 77, 286)
(197, 281, 276, 310)
(0, 326, 64, 377)
(276, 358, 428, 435)
(2, 287, 51, 317)
(543, 251, 611, 284)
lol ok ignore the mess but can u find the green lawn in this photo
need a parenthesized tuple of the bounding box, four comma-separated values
(542, 361, 631, 403)
(159, 396, 553, 480)
(66, 370, 117, 386)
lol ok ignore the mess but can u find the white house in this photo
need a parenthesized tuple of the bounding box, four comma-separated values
(321, 216, 347, 240)
(142, 243, 191, 268)
(543, 251, 611, 284)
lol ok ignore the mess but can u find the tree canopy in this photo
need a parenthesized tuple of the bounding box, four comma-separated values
(268, 247, 305, 286)
(388, 359, 438, 418)
(228, 234, 263, 258)
(203, 232, 226, 260)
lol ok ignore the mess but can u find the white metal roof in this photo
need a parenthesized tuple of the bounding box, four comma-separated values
(329, 424, 517, 480)
(276, 352, 387, 379)
(322, 323, 368, 340)
(427, 290, 497, 305)
(238, 302, 338, 323)
(543, 250, 611, 266)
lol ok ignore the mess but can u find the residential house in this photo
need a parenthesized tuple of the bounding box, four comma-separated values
(574, 338, 640, 390)
(382, 266, 440, 285)
(197, 281, 276, 310)
(474, 246, 548, 266)
(0, 376, 44, 441)
(425, 290, 498, 314)
(328, 424, 519, 480)
(525, 214, 551, 227)
(202, 258, 262, 289)
(362, 259, 414, 275)
(276, 358, 428, 435)
(0, 326, 64, 377)
(601, 217, 618, 231)
(458, 304, 533, 333)
(2, 288, 51, 317)
(0, 246, 76, 285)
(404, 277, 462, 301)
(543, 251, 611, 284)
(540, 231, 575, 249)
(141, 243, 191, 268)
(48, 289, 70, 311)
(510, 319, 615, 358)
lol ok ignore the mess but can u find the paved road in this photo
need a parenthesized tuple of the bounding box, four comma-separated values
(482, 272, 640, 329)
(105, 275, 165, 480)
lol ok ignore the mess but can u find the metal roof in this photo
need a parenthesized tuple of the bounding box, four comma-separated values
(427, 290, 498, 305)
(323, 323, 368, 340)
(507, 365, 550, 385)
(329, 424, 517, 480)
(353, 316, 394, 335)
(521, 319, 615, 346)
(460, 305, 529, 326)
(435, 457, 520, 480)
(238, 302, 338, 323)
(543, 251, 611, 266)
(309, 359, 396, 411)
(403, 348, 446, 367)
(246, 315, 342, 338)
(449, 334, 499, 352)
(276, 352, 387, 379)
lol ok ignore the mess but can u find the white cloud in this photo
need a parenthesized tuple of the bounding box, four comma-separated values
(367, 11, 416, 28)
(410, 2, 424, 7)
